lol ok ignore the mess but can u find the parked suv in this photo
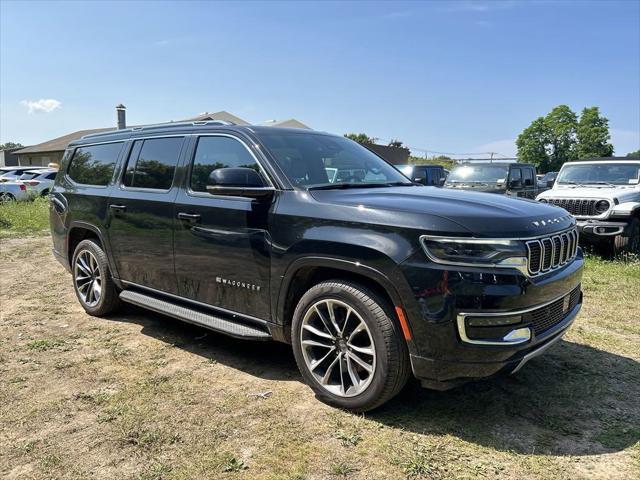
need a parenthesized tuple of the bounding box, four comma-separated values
(537, 160, 640, 255)
(50, 122, 584, 411)
(445, 162, 539, 198)
(396, 164, 446, 186)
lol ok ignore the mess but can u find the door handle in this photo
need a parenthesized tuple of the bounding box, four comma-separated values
(177, 212, 201, 223)
(109, 204, 127, 212)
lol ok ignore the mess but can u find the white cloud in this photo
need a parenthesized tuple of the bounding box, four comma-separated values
(20, 98, 62, 114)
(471, 139, 518, 158)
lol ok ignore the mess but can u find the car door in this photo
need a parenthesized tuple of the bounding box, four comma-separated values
(521, 167, 536, 198)
(173, 134, 273, 320)
(106, 135, 187, 294)
(507, 166, 523, 197)
(412, 166, 427, 185)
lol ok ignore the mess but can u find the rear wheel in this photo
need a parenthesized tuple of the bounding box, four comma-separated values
(72, 239, 121, 316)
(0, 192, 15, 202)
(291, 280, 410, 412)
(613, 218, 640, 256)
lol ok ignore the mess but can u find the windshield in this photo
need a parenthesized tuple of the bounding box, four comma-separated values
(446, 165, 509, 184)
(557, 163, 640, 185)
(254, 132, 413, 189)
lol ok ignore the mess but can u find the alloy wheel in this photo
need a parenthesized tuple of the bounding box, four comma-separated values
(74, 250, 102, 307)
(300, 299, 376, 397)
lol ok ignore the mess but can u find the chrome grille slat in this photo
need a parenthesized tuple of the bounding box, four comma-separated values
(525, 228, 579, 276)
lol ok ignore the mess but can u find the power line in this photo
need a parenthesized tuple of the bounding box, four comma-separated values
(374, 137, 510, 158)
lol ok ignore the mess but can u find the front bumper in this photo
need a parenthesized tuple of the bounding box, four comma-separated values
(576, 219, 628, 237)
(398, 249, 584, 389)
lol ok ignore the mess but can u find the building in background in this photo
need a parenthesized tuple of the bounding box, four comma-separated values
(0, 147, 24, 167)
(13, 109, 310, 166)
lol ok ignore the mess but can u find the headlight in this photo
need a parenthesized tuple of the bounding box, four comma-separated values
(595, 200, 610, 214)
(420, 236, 527, 267)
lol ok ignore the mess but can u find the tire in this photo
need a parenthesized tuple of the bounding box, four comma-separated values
(72, 239, 121, 316)
(291, 280, 410, 412)
(0, 193, 15, 203)
(613, 218, 640, 256)
(40, 189, 50, 197)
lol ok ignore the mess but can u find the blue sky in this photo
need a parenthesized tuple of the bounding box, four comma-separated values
(1, 0, 639, 157)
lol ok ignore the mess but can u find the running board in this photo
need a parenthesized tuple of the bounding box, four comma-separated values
(119, 290, 272, 341)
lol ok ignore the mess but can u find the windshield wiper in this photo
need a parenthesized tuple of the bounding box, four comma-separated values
(308, 182, 413, 191)
(590, 181, 617, 187)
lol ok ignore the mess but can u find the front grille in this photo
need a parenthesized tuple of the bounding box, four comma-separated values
(546, 198, 604, 216)
(522, 285, 581, 335)
(526, 228, 578, 275)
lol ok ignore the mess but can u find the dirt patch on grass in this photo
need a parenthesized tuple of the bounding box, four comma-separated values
(1, 236, 638, 479)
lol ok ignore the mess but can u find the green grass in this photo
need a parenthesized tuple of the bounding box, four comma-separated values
(0, 196, 49, 238)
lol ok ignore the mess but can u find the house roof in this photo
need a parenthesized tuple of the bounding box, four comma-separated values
(15, 110, 310, 155)
(185, 110, 250, 125)
(15, 128, 115, 155)
(266, 119, 311, 129)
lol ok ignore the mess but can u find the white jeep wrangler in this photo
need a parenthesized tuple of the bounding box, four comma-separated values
(536, 159, 640, 255)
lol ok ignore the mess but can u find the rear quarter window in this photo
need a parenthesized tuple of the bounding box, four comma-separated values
(67, 143, 123, 186)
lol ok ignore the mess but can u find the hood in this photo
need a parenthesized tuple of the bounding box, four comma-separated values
(310, 186, 575, 238)
(538, 185, 640, 202)
(443, 183, 505, 194)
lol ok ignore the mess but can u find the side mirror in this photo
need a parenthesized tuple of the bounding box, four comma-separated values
(206, 167, 274, 199)
(509, 179, 522, 188)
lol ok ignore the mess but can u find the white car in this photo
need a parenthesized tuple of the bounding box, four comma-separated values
(0, 166, 48, 183)
(536, 160, 640, 255)
(0, 169, 58, 202)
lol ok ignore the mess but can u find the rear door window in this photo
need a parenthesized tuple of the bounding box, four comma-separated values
(123, 137, 184, 190)
(68, 142, 124, 186)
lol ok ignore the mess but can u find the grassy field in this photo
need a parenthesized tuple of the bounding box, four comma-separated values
(0, 204, 639, 479)
(0, 197, 50, 239)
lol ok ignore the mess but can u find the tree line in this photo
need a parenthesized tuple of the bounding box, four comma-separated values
(516, 105, 629, 173)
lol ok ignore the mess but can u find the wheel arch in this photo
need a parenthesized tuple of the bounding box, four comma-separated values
(274, 256, 413, 350)
(67, 222, 120, 283)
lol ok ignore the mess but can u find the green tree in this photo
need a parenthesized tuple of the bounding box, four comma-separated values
(545, 105, 578, 168)
(388, 139, 403, 148)
(516, 117, 550, 171)
(344, 133, 376, 144)
(576, 107, 614, 159)
(626, 150, 640, 158)
(0, 142, 23, 150)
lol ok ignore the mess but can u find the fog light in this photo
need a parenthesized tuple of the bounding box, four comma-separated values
(467, 315, 522, 327)
(503, 328, 531, 343)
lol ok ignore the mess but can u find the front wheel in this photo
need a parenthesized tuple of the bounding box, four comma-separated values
(291, 281, 410, 412)
(613, 218, 640, 256)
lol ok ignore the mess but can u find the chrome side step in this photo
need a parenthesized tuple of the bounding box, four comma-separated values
(119, 290, 272, 341)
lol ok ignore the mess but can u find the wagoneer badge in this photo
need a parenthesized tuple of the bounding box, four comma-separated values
(216, 277, 262, 292)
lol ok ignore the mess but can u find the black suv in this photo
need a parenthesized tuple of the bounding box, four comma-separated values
(50, 122, 584, 411)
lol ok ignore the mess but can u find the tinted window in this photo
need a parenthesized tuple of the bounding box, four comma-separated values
(190, 136, 262, 192)
(123, 137, 183, 190)
(446, 165, 509, 184)
(510, 168, 522, 181)
(44, 172, 57, 180)
(522, 168, 534, 185)
(413, 167, 427, 184)
(68, 143, 123, 186)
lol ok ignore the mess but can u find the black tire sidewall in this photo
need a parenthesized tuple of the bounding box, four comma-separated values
(291, 281, 403, 411)
(72, 239, 117, 316)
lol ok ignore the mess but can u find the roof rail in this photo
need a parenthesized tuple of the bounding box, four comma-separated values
(80, 120, 237, 140)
